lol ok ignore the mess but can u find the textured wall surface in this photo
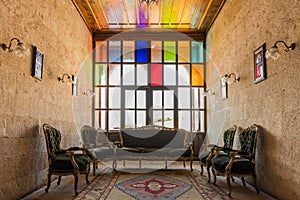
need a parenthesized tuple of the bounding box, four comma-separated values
(206, 0, 300, 199)
(0, 0, 91, 199)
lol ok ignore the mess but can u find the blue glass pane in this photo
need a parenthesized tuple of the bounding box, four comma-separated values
(191, 41, 204, 63)
(136, 41, 149, 63)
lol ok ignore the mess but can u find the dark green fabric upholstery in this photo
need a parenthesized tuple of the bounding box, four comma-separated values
(223, 126, 237, 153)
(239, 127, 257, 159)
(51, 154, 90, 171)
(45, 126, 62, 154)
(212, 156, 255, 174)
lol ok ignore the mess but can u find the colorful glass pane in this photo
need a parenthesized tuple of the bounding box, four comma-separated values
(95, 64, 107, 85)
(192, 64, 204, 86)
(109, 41, 121, 62)
(151, 64, 162, 86)
(95, 41, 107, 62)
(191, 41, 204, 63)
(136, 41, 149, 63)
(164, 41, 176, 62)
(151, 41, 162, 62)
(178, 41, 190, 62)
(123, 41, 135, 62)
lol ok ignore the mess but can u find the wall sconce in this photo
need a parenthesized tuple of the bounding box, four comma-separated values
(58, 73, 74, 85)
(83, 89, 95, 96)
(201, 89, 215, 97)
(222, 73, 240, 84)
(265, 40, 296, 60)
(1, 38, 30, 57)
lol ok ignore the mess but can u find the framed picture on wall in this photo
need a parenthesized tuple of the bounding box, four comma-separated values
(254, 43, 266, 84)
(32, 46, 44, 80)
(221, 78, 227, 100)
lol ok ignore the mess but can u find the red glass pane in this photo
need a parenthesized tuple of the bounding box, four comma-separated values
(151, 64, 162, 86)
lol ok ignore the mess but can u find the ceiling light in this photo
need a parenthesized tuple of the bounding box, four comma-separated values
(1, 37, 30, 57)
(265, 40, 296, 60)
(139, 0, 159, 6)
(222, 73, 240, 84)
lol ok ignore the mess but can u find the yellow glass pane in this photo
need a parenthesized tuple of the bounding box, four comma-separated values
(192, 64, 204, 86)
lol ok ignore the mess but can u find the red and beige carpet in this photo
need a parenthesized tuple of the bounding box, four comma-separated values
(74, 168, 229, 200)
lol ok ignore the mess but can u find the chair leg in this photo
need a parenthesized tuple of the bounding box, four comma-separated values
(86, 166, 90, 184)
(212, 169, 217, 185)
(57, 176, 61, 185)
(226, 175, 232, 197)
(200, 164, 204, 175)
(93, 161, 96, 176)
(45, 173, 51, 193)
(74, 174, 79, 196)
(207, 166, 211, 183)
(242, 177, 246, 187)
(190, 160, 193, 171)
(165, 160, 167, 169)
(183, 161, 186, 167)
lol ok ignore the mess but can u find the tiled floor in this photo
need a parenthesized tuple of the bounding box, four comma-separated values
(21, 161, 277, 200)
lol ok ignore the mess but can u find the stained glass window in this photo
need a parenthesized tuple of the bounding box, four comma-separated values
(164, 41, 176, 62)
(94, 40, 205, 132)
(151, 64, 162, 86)
(136, 41, 149, 63)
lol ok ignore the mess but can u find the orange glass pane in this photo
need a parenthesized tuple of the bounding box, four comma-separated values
(95, 41, 107, 62)
(192, 64, 204, 86)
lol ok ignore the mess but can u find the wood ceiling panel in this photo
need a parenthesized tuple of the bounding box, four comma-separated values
(72, 0, 226, 36)
(124, 0, 138, 25)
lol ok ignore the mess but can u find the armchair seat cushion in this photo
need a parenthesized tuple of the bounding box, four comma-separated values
(199, 150, 228, 163)
(51, 154, 90, 171)
(93, 146, 115, 160)
(212, 156, 255, 174)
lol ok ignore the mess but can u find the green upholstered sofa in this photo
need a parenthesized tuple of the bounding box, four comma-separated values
(115, 125, 194, 171)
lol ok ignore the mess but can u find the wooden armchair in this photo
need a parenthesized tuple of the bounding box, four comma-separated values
(43, 124, 90, 195)
(198, 125, 237, 182)
(81, 125, 116, 175)
(211, 124, 260, 197)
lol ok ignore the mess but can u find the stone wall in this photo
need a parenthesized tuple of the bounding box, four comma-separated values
(206, 0, 300, 199)
(0, 0, 91, 199)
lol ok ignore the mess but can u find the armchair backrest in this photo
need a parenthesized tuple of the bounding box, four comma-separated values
(81, 125, 97, 148)
(223, 125, 237, 149)
(239, 124, 259, 160)
(43, 124, 62, 155)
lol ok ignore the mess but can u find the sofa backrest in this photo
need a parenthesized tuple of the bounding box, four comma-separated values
(120, 126, 187, 149)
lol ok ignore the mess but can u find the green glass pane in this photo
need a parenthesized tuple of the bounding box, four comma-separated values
(191, 41, 204, 63)
(95, 64, 107, 85)
(164, 41, 176, 62)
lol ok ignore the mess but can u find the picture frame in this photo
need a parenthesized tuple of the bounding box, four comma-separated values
(254, 43, 266, 84)
(221, 78, 227, 100)
(32, 46, 44, 80)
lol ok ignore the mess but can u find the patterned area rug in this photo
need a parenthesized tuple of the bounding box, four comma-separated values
(74, 168, 229, 200)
